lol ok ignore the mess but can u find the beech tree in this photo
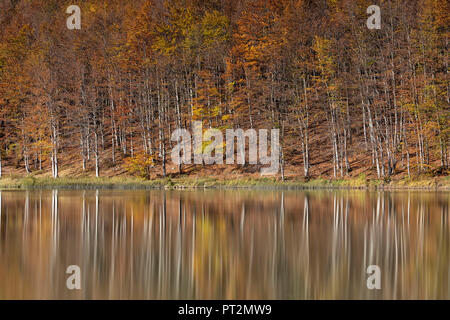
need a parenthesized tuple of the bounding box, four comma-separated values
(0, 0, 447, 179)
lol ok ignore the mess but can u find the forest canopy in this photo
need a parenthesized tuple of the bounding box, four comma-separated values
(0, 0, 448, 180)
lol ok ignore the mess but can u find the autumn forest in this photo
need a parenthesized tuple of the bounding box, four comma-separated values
(0, 0, 448, 182)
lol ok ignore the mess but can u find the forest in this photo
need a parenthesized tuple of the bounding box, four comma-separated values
(0, 0, 448, 182)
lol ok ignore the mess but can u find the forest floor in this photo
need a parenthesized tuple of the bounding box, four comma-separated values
(0, 138, 448, 190)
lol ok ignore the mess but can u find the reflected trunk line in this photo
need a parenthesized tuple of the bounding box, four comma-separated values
(0, 190, 447, 299)
(302, 194, 310, 298)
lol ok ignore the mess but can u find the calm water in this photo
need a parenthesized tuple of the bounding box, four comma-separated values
(0, 189, 448, 300)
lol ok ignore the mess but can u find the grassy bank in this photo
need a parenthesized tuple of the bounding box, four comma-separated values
(0, 176, 165, 190)
(0, 174, 448, 190)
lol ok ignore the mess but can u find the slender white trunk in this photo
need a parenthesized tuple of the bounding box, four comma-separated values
(95, 131, 99, 178)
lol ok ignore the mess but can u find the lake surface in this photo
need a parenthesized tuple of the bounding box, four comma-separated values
(0, 189, 448, 300)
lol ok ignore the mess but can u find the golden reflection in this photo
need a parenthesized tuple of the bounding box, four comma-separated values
(0, 190, 448, 299)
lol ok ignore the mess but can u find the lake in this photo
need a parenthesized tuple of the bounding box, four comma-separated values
(0, 189, 448, 299)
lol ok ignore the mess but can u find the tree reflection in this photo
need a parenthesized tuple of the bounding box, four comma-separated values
(0, 190, 448, 299)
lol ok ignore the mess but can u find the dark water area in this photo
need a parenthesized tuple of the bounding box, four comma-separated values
(0, 189, 448, 299)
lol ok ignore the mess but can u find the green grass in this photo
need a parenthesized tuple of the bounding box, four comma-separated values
(0, 175, 165, 190)
(0, 174, 447, 190)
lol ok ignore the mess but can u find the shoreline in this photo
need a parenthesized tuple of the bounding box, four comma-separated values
(0, 175, 448, 191)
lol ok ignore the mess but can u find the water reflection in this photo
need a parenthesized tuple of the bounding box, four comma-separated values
(0, 189, 448, 299)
